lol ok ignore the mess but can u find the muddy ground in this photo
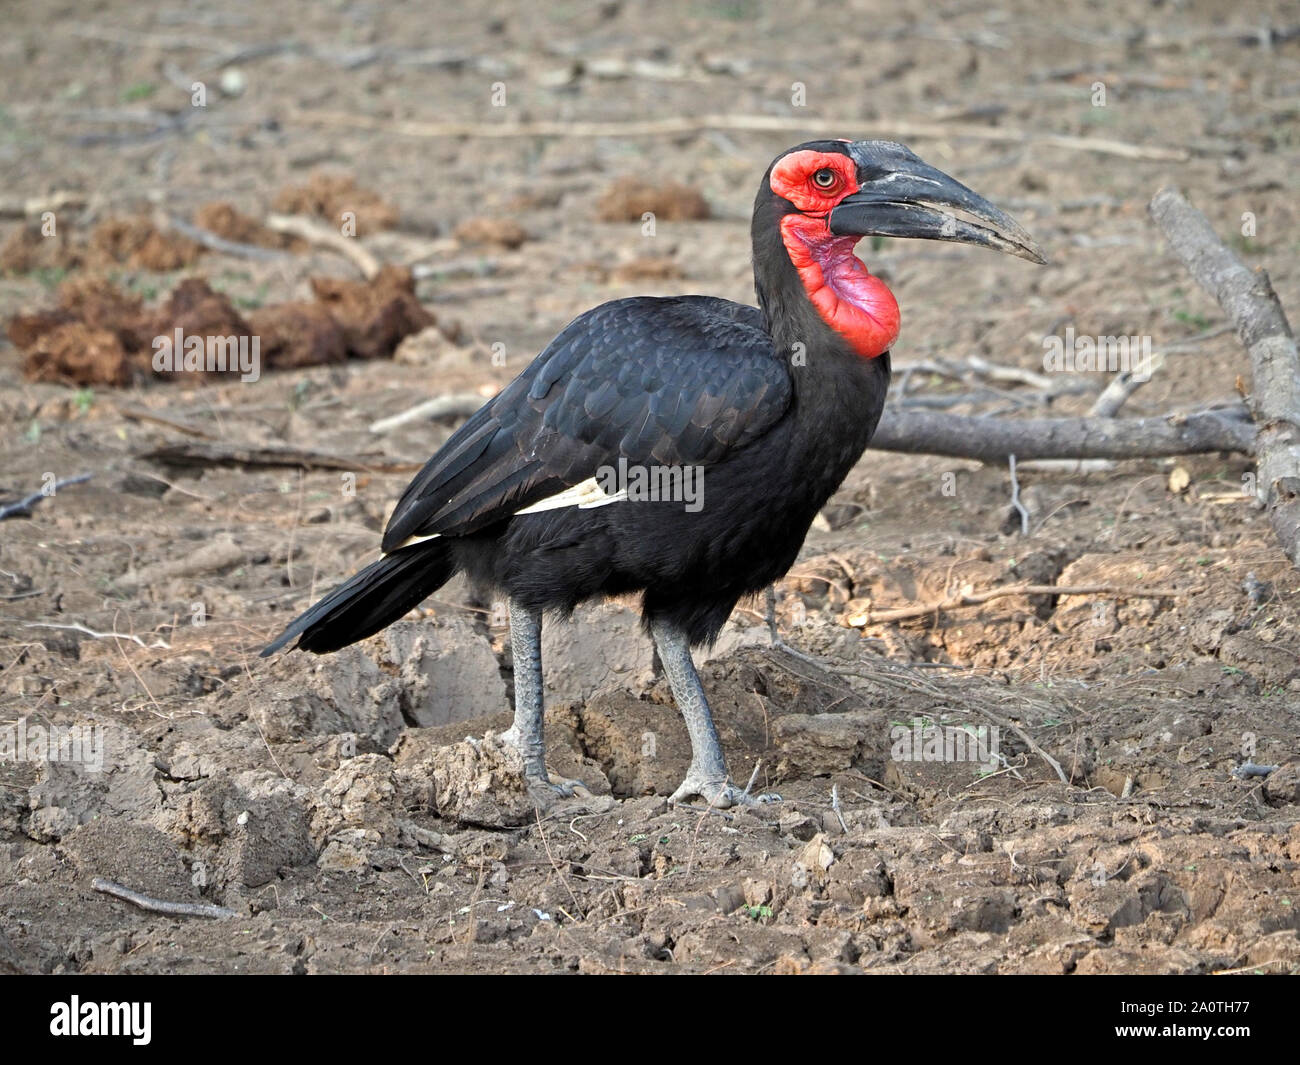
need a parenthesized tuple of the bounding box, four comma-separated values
(2, 0, 1300, 974)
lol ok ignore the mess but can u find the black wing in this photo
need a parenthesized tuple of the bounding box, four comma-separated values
(380, 296, 788, 551)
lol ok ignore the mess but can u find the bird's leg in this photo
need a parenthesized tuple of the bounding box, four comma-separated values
(765, 584, 779, 645)
(499, 599, 585, 797)
(649, 617, 780, 808)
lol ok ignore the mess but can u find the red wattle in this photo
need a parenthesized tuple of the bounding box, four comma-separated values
(780, 214, 900, 360)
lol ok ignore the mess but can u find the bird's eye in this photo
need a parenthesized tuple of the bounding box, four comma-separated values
(811, 168, 838, 190)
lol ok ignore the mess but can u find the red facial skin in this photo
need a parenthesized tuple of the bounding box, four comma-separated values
(769, 150, 900, 360)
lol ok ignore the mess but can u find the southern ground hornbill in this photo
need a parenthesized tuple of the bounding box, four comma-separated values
(263, 139, 1044, 806)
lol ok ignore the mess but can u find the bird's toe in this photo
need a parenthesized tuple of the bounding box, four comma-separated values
(669, 777, 781, 809)
(545, 774, 590, 798)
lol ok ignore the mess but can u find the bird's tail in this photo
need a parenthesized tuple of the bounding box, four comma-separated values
(261, 543, 454, 656)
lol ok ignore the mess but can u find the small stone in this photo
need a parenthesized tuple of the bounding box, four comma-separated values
(219, 68, 246, 97)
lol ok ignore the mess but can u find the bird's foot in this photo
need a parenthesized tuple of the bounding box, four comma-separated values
(668, 772, 781, 809)
(497, 726, 589, 798)
(534, 772, 590, 799)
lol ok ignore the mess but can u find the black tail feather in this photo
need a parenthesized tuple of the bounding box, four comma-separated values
(261, 543, 454, 656)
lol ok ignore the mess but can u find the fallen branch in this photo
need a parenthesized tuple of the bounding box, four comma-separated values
(291, 109, 1188, 161)
(1149, 187, 1300, 567)
(91, 877, 237, 919)
(871, 407, 1252, 462)
(167, 215, 291, 263)
(846, 583, 1179, 626)
(140, 441, 422, 474)
(264, 213, 380, 279)
(369, 392, 489, 434)
(0, 473, 92, 521)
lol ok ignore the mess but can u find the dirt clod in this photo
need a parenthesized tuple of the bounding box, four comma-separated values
(453, 216, 530, 249)
(309, 265, 435, 360)
(0, 223, 82, 274)
(22, 322, 131, 386)
(248, 301, 347, 370)
(272, 174, 398, 235)
(596, 177, 710, 222)
(87, 216, 202, 271)
(430, 732, 536, 827)
(609, 255, 684, 283)
(194, 201, 304, 251)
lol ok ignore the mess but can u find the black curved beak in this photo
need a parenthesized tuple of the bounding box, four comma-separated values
(829, 141, 1047, 264)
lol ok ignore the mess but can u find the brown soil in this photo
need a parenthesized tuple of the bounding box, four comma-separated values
(20, 321, 131, 387)
(0, 0, 1298, 975)
(596, 177, 712, 222)
(272, 174, 400, 236)
(0, 223, 83, 275)
(248, 302, 348, 371)
(193, 202, 304, 252)
(87, 216, 203, 272)
(453, 216, 532, 249)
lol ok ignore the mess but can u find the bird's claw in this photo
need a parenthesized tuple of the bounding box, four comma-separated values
(536, 774, 590, 799)
(668, 775, 782, 809)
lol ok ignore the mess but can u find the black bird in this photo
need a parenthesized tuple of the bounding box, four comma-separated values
(263, 140, 1043, 806)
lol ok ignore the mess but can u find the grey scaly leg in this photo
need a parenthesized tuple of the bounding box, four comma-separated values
(649, 616, 779, 808)
(499, 599, 583, 796)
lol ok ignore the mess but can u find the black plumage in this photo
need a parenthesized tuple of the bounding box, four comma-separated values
(263, 139, 1042, 805)
(263, 292, 883, 653)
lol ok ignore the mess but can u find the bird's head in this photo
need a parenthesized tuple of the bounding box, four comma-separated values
(754, 139, 1045, 359)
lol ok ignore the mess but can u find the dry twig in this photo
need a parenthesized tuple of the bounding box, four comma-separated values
(1007, 454, 1030, 535)
(167, 215, 291, 263)
(92, 877, 237, 918)
(264, 212, 381, 279)
(25, 621, 170, 650)
(0, 474, 93, 522)
(369, 393, 488, 434)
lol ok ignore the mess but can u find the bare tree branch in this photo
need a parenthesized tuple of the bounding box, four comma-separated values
(1149, 186, 1300, 566)
(870, 407, 1253, 462)
(263, 213, 380, 279)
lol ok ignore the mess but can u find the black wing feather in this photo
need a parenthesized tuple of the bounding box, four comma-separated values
(380, 296, 787, 552)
